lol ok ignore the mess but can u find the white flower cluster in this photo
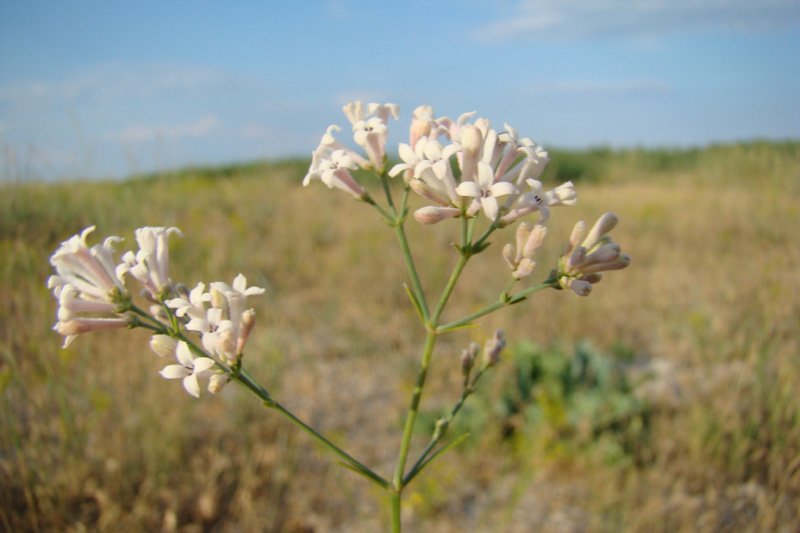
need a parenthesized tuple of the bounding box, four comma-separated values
(390, 106, 576, 225)
(303, 101, 400, 197)
(48, 226, 266, 397)
(303, 101, 577, 227)
(167, 276, 263, 364)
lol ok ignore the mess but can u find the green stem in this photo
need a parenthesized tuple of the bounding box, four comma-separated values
(393, 252, 472, 488)
(393, 331, 438, 489)
(403, 367, 488, 485)
(391, 490, 402, 533)
(381, 175, 430, 321)
(437, 277, 558, 332)
(235, 368, 391, 489)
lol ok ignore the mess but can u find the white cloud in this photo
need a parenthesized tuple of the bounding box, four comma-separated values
(472, 0, 800, 42)
(106, 115, 218, 144)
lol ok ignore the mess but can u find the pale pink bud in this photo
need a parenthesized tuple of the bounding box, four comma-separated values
(236, 309, 257, 355)
(461, 341, 480, 377)
(581, 212, 618, 250)
(513, 258, 536, 279)
(216, 328, 237, 362)
(523, 224, 547, 258)
(410, 105, 434, 149)
(413, 206, 461, 225)
(565, 278, 592, 296)
(484, 330, 506, 367)
(515, 223, 532, 262)
(502, 243, 516, 269)
(564, 221, 586, 258)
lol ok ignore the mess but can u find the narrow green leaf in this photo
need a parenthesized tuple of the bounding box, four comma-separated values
(335, 461, 391, 489)
(436, 322, 478, 334)
(403, 283, 425, 321)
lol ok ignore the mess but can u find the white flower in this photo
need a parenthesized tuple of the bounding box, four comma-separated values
(165, 282, 212, 320)
(183, 275, 264, 364)
(48, 226, 127, 301)
(118, 226, 183, 299)
(501, 180, 577, 225)
(455, 162, 518, 220)
(159, 341, 217, 398)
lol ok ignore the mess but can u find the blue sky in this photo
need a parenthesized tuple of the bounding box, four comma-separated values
(1, 0, 799, 180)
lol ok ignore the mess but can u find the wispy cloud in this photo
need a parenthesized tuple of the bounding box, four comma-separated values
(472, 0, 800, 42)
(105, 115, 219, 144)
(0, 64, 235, 106)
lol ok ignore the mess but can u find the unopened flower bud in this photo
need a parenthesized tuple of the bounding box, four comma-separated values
(581, 212, 618, 250)
(150, 334, 177, 358)
(413, 206, 461, 225)
(484, 329, 506, 367)
(208, 372, 229, 394)
(461, 342, 480, 377)
(216, 328, 237, 362)
(236, 309, 257, 355)
(566, 278, 592, 296)
(565, 221, 586, 257)
(523, 224, 547, 258)
(149, 304, 169, 322)
(513, 258, 536, 279)
(460, 124, 482, 154)
(502, 243, 516, 269)
(433, 418, 450, 440)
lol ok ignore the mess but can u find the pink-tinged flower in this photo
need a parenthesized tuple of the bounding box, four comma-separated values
(118, 227, 183, 299)
(303, 148, 367, 199)
(48, 226, 127, 302)
(557, 212, 631, 296)
(47, 226, 133, 347)
(158, 340, 217, 398)
(343, 101, 399, 172)
(502, 223, 547, 279)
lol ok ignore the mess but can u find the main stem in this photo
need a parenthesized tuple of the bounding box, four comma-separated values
(391, 252, 470, 531)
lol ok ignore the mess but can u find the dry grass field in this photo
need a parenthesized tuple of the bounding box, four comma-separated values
(2, 142, 799, 532)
